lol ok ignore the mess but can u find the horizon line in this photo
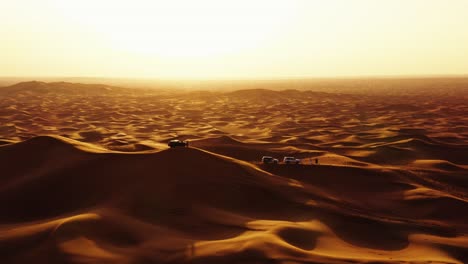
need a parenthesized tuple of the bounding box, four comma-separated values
(1, 73, 468, 82)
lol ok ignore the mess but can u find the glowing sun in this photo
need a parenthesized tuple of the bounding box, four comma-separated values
(53, 0, 297, 57)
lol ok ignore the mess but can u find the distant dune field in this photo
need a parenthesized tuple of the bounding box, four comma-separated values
(0, 80, 467, 263)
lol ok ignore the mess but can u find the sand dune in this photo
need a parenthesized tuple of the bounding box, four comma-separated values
(1, 81, 467, 263)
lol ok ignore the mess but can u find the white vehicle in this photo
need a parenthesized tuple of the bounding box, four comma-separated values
(262, 156, 279, 164)
(283, 156, 300, 164)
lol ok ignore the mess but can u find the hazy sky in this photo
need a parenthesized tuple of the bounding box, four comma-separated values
(2, 0, 468, 79)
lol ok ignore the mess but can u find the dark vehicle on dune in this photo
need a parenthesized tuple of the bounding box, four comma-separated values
(262, 156, 279, 164)
(168, 139, 188, 148)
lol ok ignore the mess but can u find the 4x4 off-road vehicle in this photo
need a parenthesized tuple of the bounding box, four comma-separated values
(262, 156, 279, 164)
(168, 140, 188, 148)
(283, 156, 300, 164)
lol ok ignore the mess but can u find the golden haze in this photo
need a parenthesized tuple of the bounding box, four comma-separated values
(1, 0, 468, 79)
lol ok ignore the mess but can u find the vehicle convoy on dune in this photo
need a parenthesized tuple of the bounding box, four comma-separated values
(168, 139, 188, 148)
(262, 156, 301, 164)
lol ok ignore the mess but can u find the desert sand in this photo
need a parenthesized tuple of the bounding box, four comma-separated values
(0, 79, 467, 263)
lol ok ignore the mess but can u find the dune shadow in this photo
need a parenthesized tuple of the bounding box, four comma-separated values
(276, 227, 319, 251)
